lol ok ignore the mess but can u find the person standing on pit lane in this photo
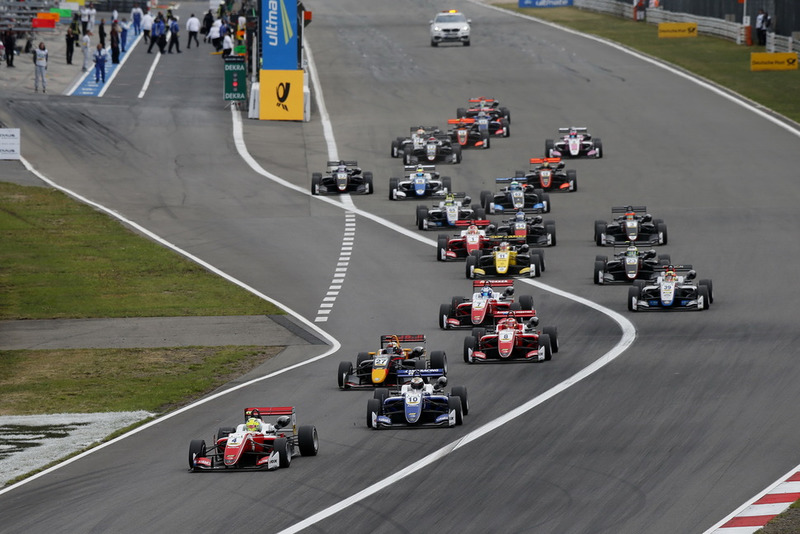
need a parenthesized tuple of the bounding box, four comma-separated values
(93, 42, 107, 83)
(4, 30, 16, 67)
(167, 16, 181, 53)
(98, 18, 106, 48)
(222, 28, 233, 58)
(81, 30, 91, 72)
(186, 13, 200, 49)
(202, 9, 213, 43)
(142, 9, 154, 44)
(120, 18, 129, 53)
(208, 18, 221, 51)
(131, 4, 143, 35)
(80, 5, 90, 35)
(147, 14, 165, 54)
(87, 3, 97, 32)
(32, 41, 47, 93)
(110, 22, 120, 63)
(65, 27, 78, 65)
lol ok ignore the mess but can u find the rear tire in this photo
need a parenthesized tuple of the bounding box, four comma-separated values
(356, 352, 370, 367)
(518, 295, 534, 310)
(430, 350, 447, 373)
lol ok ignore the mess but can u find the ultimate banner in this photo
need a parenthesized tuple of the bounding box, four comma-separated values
(261, 0, 298, 70)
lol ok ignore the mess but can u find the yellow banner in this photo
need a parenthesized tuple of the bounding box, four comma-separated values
(259, 70, 304, 121)
(658, 22, 697, 38)
(750, 52, 799, 71)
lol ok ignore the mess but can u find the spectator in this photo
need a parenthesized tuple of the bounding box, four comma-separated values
(755, 9, 770, 47)
(80, 5, 90, 35)
(32, 41, 47, 93)
(186, 13, 200, 49)
(93, 43, 107, 83)
(65, 27, 78, 65)
(4, 30, 16, 67)
(87, 3, 97, 32)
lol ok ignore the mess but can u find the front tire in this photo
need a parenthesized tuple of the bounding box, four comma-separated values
(463, 335, 476, 363)
(311, 173, 322, 195)
(337, 361, 353, 389)
(366, 398, 381, 428)
(449, 396, 464, 426)
(437, 234, 448, 261)
(542, 326, 559, 353)
(189, 439, 206, 470)
(297, 426, 319, 456)
(538, 333, 552, 361)
(451, 385, 469, 415)
(273, 437, 291, 468)
(429, 350, 447, 373)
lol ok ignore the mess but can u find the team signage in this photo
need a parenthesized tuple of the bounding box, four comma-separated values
(259, 70, 304, 121)
(224, 57, 247, 101)
(518, 0, 572, 6)
(658, 22, 698, 38)
(261, 0, 298, 70)
(750, 52, 798, 71)
(0, 128, 21, 160)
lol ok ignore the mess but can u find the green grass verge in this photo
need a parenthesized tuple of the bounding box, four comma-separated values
(0, 182, 282, 319)
(0, 345, 282, 415)
(498, 5, 800, 123)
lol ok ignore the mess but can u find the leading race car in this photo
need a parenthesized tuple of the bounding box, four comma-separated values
(311, 160, 373, 195)
(398, 127, 462, 164)
(439, 279, 535, 329)
(545, 127, 602, 159)
(594, 205, 668, 246)
(188, 406, 319, 471)
(416, 193, 487, 230)
(367, 373, 468, 428)
(337, 334, 447, 389)
(481, 179, 551, 214)
(462, 312, 559, 363)
(457, 97, 511, 123)
(488, 210, 556, 247)
(516, 157, 577, 192)
(465, 240, 545, 279)
(389, 165, 451, 200)
(628, 265, 714, 311)
(594, 245, 671, 284)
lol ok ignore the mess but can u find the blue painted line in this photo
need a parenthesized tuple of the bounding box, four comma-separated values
(70, 30, 143, 97)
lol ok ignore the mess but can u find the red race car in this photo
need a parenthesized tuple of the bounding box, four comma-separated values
(462, 312, 559, 363)
(439, 279, 534, 329)
(517, 157, 577, 192)
(188, 406, 318, 471)
(436, 222, 498, 261)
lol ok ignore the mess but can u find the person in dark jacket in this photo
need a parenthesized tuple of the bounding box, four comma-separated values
(4, 31, 16, 67)
(65, 27, 78, 64)
(110, 23, 120, 63)
(98, 18, 106, 47)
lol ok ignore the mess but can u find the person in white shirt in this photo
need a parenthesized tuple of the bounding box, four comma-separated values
(87, 3, 97, 31)
(81, 30, 91, 72)
(32, 42, 48, 93)
(131, 5, 144, 35)
(208, 19, 221, 51)
(141, 10, 154, 44)
(80, 5, 90, 34)
(222, 29, 233, 57)
(185, 13, 200, 49)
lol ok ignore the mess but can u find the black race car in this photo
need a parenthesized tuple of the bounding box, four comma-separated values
(593, 245, 671, 284)
(481, 179, 551, 215)
(311, 160, 373, 195)
(516, 157, 577, 192)
(488, 211, 556, 247)
(594, 205, 667, 246)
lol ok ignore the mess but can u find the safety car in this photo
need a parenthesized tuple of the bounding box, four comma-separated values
(430, 9, 471, 47)
(188, 406, 318, 471)
(439, 279, 535, 329)
(545, 127, 602, 158)
(311, 160, 373, 195)
(337, 334, 447, 389)
(594, 205, 668, 246)
(416, 193, 487, 230)
(367, 373, 468, 428)
(628, 266, 714, 311)
(389, 165, 451, 200)
(462, 312, 558, 363)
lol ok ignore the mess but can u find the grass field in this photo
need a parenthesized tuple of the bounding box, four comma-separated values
(498, 4, 800, 123)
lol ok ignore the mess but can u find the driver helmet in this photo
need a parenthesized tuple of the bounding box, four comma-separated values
(416, 171, 425, 178)
(445, 194, 455, 206)
(569, 128, 578, 137)
(515, 211, 526, 222)
(245, 417, 262, 433)
(626, 212, 635, 220)
(386, 341, 402, 355)
(541, 161, 551, 169)
(498, 242, 510, 252)
(499, 317, 517, 329)
(337, 165, 347, 173)
(626, 246, 638, 257)
(410, 377, 424, 390)
(664, 266, 676, 282)
(509, 181, 521, 191)
(416, 127, 425, 135)
(466, 224, 480, 235)
(480, 282, 493, 298)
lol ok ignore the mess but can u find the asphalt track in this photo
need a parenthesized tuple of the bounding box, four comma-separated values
(2, 0, 800, 532)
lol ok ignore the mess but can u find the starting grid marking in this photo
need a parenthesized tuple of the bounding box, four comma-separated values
(314, 212, 355, 322)
(70, 31, 142, 97)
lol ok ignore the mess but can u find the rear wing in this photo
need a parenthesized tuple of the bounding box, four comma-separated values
(611, 205, 647, 214)
(455, 219, 491, 228)
(244, 407, 294, 417)
(659, 265, 693, 272)
(494, 310, 538, 319)
(485, 236, 528, 245)
(495, 176, 521, 184)
(530, 157, 562, 165)
(468, 97, 496, 103)
(448, 118, 475, 125)
(326, 160, 358, 167)
(404, 164, 437, 173)
(396, 368, 446, 380)
(558, 127, 588, 133)
(409, 126, 439, 134)
(381, 334, 426, 347)
(473, 279, 514, 290)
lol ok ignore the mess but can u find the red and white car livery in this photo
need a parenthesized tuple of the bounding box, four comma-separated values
(188, 406, 319, 471)
(436, 222, 498, 261)
(439, 279, 535, 329)
(462, 312, 559, 363)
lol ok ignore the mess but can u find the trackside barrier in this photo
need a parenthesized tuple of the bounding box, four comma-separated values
(767, 32, 800, 54)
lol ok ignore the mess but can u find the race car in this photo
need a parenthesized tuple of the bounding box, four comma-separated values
(446, 115, 509, 149)
(594, 245, 671, 284)
(457, 97, 511, 123)
(311, 160, 373, 195)
(465, 240, 545, 279)
(594, 205, 668, 246)
(398, 128, 462, 164)
(430, 9, 471, 47)
(545, 127, 602, 159)
(436, 223, 507, 261)
(416, 193, 487, 230)
(439, 279, 535, 329)
(488, 210, 556, 247)
(337, 334, 447, 389)
(391, 126, 439, 159)
(462, 312, 558, 363)
(389, 165, 451, 200)
(628, 265, 714, 311)
(188, 406, 318, 471)
(367, 373, 468, 428)
(481, 179, 551, 214)
(516, 157, 577, 192)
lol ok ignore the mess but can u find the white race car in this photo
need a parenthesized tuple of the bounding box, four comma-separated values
(628, 266, 714, 311)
